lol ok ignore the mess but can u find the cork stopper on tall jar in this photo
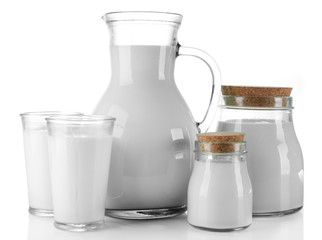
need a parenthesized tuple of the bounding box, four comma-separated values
(197, 132, 245, 153)
(221, 85, 292, 108)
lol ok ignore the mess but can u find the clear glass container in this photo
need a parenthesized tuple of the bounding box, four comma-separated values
(214, 96, 304, 216)
(46, 115, 115, 232)
(188, 141, 252, 231)
(20, 111, 82, 217)
(94, 11, 222, 219)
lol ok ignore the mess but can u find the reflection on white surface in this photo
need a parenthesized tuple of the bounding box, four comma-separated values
(171, 128, 184, 141)
(27, 211, 303, 240)
(27, 215, 55, 240)
(187, 212, 303, 240)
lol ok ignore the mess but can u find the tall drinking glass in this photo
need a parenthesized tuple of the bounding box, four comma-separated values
(46, 115, 115, 232)
(21, 111, 82, 217)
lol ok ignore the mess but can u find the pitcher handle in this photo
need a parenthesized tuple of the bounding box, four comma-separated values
(176, 43, 222, 133)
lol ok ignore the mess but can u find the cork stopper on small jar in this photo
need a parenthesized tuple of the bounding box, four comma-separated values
(197, 132, 245, 153)
(221, 85, 292, 107)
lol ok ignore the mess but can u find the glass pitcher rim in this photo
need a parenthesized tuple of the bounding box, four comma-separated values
(102, 11, 183, 25)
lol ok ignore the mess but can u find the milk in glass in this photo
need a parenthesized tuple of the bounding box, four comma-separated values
(47, 115, 115, 232)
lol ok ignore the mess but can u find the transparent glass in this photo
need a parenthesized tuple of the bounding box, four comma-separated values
(94, 11, 222, 219)
(20, 111, 82, 217)
(46, 115, 115, 232)
(214, 96, 304, 216)
(188, 142, 252, 231)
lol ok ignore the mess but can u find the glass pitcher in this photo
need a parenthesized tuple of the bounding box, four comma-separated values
(94, 11, 221, 219)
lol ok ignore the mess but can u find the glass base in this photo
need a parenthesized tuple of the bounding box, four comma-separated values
(105, 205, 187, 219)
(190, 223, 251, 232)
(253, 206, 303, 217)
(29, 207, 53, 217)
(54, 220, 105, 232)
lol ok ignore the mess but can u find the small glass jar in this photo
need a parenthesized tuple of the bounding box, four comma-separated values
(214, 87, 304, 216)
(188, 140, 252, 231)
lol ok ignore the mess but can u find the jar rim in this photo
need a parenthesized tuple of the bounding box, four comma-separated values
(220, 95, 293, 110)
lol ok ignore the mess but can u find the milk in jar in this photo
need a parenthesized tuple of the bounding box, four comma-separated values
(188, 132, 252, 231)
(215, 86, 303, 216)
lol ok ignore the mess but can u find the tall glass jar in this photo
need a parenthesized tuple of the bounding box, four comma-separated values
(215, 86, 304, 216)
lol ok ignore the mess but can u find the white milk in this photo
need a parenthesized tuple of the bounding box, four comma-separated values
(217, 119, 304, 213)
(94, 45, 197, 210)
(188, 158, 252, 230)
(48, 135, 112, 224)
(23, 129, 53, 211)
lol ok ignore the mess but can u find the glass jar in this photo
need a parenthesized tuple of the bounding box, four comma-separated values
(215, 93, 304, 216)
(188, 141, 252, 231)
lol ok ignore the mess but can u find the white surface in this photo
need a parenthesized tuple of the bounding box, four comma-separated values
(25, 212, 303, 240)
(0, 0, 321, 239)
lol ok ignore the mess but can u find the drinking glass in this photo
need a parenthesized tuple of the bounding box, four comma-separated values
(21, 111, 81, 217)
(46, 115, 115, 231)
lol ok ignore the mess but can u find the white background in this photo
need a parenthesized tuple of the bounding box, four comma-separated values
(0, 0, 321, 239)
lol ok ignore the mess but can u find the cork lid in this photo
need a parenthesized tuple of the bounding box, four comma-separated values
(222, 85, 292, 97)
(197, 132, 245, 153)
(197, 132, 244, 142)
(221, 85, 292, 108)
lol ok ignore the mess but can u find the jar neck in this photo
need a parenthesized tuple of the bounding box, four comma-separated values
(197, 153, 247, 163)
(196, 141, 247, 162)
(215, 107, 294, 125)
(221, 95, 293, 109)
